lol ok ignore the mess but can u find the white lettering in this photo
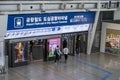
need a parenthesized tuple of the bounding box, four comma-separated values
(26, 17, 31, 23)
(44, 17, 47, 21)
(31, 17, 35, 22)
(35, 17, 42, 22)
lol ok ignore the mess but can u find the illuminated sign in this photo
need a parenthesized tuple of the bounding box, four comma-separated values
(5, 12, 95, 39)
(48, 38, 61, 57)
(14, 17, 24, 28)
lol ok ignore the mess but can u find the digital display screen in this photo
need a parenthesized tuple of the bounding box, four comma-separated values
(48, 38, 61, 57)
(13, 42, 28, 63)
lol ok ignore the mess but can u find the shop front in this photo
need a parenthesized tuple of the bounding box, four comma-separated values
(4, 12, 95, 67)
(100, 22, 120, 55)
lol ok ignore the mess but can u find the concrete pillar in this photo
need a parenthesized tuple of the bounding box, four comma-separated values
(0, 15, 7, 72)
(87, 11, 100, 55)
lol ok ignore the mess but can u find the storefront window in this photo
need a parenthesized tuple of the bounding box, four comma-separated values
(105, 33, 120, 54)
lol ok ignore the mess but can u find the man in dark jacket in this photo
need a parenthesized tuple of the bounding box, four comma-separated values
(54, 45, 60, 63)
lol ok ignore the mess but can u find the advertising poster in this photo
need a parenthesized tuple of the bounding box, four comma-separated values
(13, 42, 28, 63)
(48, 38, 61, 57)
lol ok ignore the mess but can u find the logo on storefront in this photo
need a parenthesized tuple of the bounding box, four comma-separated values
(14, 17, 24, 28)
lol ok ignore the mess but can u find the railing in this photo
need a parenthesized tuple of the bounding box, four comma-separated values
(0, 1, 119, 14)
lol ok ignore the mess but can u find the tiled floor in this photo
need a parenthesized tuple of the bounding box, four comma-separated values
(1, 53, 120, 80)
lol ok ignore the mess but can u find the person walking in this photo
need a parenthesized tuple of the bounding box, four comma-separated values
(54, 45, 61, 63)
(63, 47, 69, 63)
(29, 41, 33, 61)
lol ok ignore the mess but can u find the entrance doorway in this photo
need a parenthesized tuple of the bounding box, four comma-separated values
(62, 34, 75, 55)
(75, 32, 88, 54)
(30, 40, 44, 61)
(62, 32, 88, 56)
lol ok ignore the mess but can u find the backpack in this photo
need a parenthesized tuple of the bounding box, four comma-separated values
(54, 48, 58, 55)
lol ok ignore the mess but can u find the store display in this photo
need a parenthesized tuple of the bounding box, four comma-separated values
(105, 33, 120, 54)
(106, 33, 120, 48)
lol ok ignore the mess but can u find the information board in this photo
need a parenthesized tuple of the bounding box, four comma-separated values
(5, 12, 95, 39)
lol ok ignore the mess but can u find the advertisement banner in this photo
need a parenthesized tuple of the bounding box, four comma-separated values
(13, 42, 28, 63)
(48, 38, 61, 57)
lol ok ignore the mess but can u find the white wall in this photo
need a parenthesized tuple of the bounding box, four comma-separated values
(0, 15, 7, 66)
(100, 22, 120, 52)
(0, 15, 7, 37)
(114, 11, 120, 20)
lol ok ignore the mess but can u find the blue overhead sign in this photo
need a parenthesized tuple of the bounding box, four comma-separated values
(5, 12, 95, 39)
(7, 12, 95, 30)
